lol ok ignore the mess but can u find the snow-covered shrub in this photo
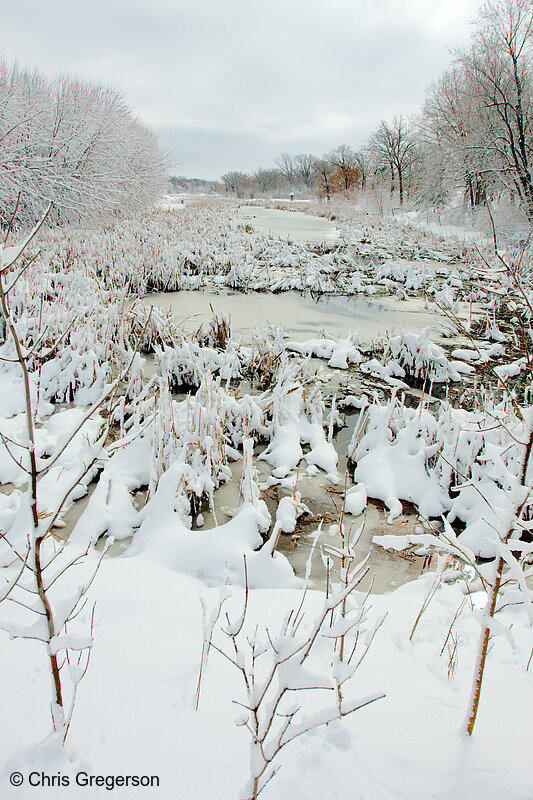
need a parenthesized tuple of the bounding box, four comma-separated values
(155, 343, 223, 392)
(373, 259, 435, 291)
(128, 301, 182, 353)
(147, 373, 239, 515)
(0, 251, 140, 405)
(259, 365, 339, 481)
(196, 308, 232, 350)
(349, 392, 449, 522)
(383, 328, 461, 384)
(103, 363, 268, 528)
(287, 332, 362, 369)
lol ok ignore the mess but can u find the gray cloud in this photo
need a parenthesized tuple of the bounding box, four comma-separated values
(1, 0, 484, 179)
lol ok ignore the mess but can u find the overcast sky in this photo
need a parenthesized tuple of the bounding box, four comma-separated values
(2, 0, 484, 180)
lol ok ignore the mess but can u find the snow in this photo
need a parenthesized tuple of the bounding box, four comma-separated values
(1, 560, 532, 800)
(129, 476, 296, 589)
(287, 334, 362, 369)
(235, 205, 340, 243)
(494, 358, 526, 379)
(258, 379, 339, 481)
(351, 395, 450, 523)
(449, 359, 476, 375)
(276, 493, 310, 533)
(344, 483, 368, 516)
(384, 328, 462, 383)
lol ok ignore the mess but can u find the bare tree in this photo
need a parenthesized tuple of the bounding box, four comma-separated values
(254, 168, 282, 195)
(454, 0, 533, 221)
(353, 149, 371, 191)
(0, 60, 167, 230)
(275, 153, 296, 186)
(421, 0, 533, 218)
(368, 117, 418, 205)
(422, 67, 489, 207)
(314, 158, 335, 202)
(294, 153, 319, 189)
(220, 171, 252, 198)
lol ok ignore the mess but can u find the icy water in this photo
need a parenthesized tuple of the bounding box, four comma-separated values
(234, 205, 340, 243)
(275, 503, 432, 594)
(189, 411, 433, 594)
(194, 477, 430, 594)
(146, 289, 443, 344)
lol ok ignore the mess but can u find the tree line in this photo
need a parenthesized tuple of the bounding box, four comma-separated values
(222, 0, 533, 224)
(0, 59, 167, 230)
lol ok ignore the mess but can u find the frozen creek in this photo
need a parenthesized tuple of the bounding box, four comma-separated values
(130, 207, 479, 592)
(234, 204, 341, 243)
(45, 203, 476, 593)
(82, 404, 434, 594)
(183, 420, 434, 594)
(146, 289, 444, 344)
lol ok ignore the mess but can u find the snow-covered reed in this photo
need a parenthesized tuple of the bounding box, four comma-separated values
(13, 199, 474, 307)
(349, 389, 532, 558)
(383, 328, 462, 384)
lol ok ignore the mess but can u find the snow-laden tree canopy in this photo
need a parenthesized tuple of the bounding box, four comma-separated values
(0, 59, 168, 229)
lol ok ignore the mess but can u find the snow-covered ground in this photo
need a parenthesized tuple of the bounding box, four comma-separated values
(394, 209, 490, 245)
(1, 555, 532, 800)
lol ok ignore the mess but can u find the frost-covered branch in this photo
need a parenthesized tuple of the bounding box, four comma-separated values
(206, 548, 384, 800)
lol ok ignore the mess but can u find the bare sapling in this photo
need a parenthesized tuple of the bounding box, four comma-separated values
(463, 414, 533, 735)
(444, 225, 533, 734)
(0, 210, 149, 742)
(323, 481, 387, 712)
(394, 228, 533, 735)
(205, 556, 385, 800)
(195, 580, 231, 712)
